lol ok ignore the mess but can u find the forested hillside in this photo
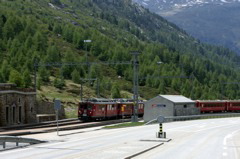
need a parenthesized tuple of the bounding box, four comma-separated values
(0, 0, 240, 100)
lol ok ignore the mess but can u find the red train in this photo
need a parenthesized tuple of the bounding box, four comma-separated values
(196, 100, 240, 113)
(78, 98, 144, 121)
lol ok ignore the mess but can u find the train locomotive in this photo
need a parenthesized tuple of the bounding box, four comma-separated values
(78, 98, 144, 121)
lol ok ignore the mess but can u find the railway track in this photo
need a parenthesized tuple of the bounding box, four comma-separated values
(0, 118, 133, 136)
(0, 118, 79, 131)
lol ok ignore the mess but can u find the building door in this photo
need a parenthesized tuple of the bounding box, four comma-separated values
(6, 107, 9, 125)
(19, 106, 22, 123)
(12, 106, 16, 124)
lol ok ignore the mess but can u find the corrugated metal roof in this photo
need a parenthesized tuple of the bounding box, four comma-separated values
(160, 95, 195, 103)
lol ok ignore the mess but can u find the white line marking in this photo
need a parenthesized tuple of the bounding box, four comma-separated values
(222, 152, 228, 156)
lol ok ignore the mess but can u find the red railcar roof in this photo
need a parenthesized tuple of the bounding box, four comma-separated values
(196, 100, 227, 103)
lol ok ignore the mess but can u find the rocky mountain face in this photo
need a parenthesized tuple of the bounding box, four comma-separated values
(133, 0, 240, 54)
(134, 0, 240, 14)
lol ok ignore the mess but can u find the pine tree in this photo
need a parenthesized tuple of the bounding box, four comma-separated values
(8, 69, 23, 87)
(23, 69, 31, 88)
(53, 77, 65, 89)
(111, 83, 121, 98)
(46, 45, 60, 63)
(37, 77, 42, 90)
(53, 23, 62, 35)
(38, 66, 50, 82)
(33, 31, 48, 52)
(0, 60, 10, 82)
(71, 69, 81, 84)
(0, 15, 3, 38)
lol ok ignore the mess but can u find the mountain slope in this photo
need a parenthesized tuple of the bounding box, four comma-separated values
(0, 0, 240, 101)
(134, 0, 240, 54)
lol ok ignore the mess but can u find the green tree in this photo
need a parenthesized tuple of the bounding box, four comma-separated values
(158, 80, 166, 94)
(24, 36, 33, 49)
(22, 69, 31, 88)
(0, 15, 3, 38)
(38, 66, 50, 82)
(71, 69, 81, 84)
(62, 50, 76, 79)
(53, 23, 62, 34)
(111, 83, 121, 98)
(46, 45, 60, 63)
(2, 22, 14, 40)
(37, 77, 42, 90)
(0, 60, 10, 82)
(33, 31, 48, 52)
(53, 77, 65, 89)
(8, 69, 23, 87)
(63, 25, 73, 43)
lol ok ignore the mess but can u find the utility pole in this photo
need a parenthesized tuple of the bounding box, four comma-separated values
(131, 51, 141, 122)
(80, 78, 99, 101)
(84, 40, 92, 85)
(34, 60, 37, 92)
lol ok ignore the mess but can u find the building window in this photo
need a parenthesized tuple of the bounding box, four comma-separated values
(19, 106, 22, 123)
(13, 106, 16, 123)
(6, 107, 9, 123)
(18, 98, 21, 103)
(184, 105, 187, 108)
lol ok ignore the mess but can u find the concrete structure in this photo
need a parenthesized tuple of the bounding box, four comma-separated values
(36, 100, 65, 122)
(144, 95, 200, 122)
(0, 84, 37, 126)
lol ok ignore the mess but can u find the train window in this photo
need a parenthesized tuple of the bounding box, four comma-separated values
(99, 105, 105, 110)
(87, 105, 92, 110)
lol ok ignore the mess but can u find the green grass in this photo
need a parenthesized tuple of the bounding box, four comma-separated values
(104, 122, 145, 129)
(65, 107, 78, 118)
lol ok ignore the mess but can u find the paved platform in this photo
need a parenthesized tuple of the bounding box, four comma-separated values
(0, 125, 170, 158)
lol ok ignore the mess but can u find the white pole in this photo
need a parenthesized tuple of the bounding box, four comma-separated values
(56, 110, 59, 136)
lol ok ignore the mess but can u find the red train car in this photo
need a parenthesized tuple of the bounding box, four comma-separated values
(78, 98, 118, 121)
(227, 100, 240, 112)
(116, 99, 144, 118)
(78, 98, 144, 121)
(138, 100, 144, 117)
(116, 99, 133, 118)
(196, 100, 227, 113)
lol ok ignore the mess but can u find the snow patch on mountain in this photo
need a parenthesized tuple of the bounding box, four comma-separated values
(133, 0, 240, 15)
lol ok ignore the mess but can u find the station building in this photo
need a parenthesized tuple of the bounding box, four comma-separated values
(0, 84, 37, 126)
(143, 95, 200, 122)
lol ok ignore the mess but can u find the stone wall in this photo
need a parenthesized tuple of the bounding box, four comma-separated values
(0, 95, 3, 126)
(36, 100, 65, 120)
(25, 95, 37, 124)
(0, 90, 37, 127)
